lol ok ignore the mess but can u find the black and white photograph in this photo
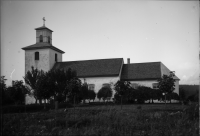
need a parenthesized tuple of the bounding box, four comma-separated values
(1, 1, 199, 136)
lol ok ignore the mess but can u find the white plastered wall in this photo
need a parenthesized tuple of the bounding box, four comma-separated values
(24, 48, 63, 104)
(79, 76, 120, 101)
(49, 49, 62, 70)
(25, 49, 50, 74)
(129, 80, 158, 88)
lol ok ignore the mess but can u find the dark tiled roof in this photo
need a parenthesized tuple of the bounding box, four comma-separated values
(121, 62, 162, 81)
(35, 26, 53, 32)
(52, 58, 123, 78)
(21, 42, 65, 53)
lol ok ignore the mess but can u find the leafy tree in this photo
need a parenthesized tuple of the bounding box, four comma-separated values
(136, 86, 151, 104)
(114, 80, 131, 109)
(97, 86, 112, 103)
(157, 73, 176, 104)
(35, 71, 53, 109)
(179, 88, 186, 103)
(88, 90, 96, 102)
(24, 66, 43, 104)
(0, 76, 7, 91)
(6, 80, 28, 105)
(80, 82, 89, 103)
(1, 76, 8, 105)
(67, 77, 82, 104)
(47, 69, 70, 103)
(114, 88, 135, 104)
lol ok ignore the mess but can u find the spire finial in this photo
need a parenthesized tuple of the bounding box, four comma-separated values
(43, 17, 46, 26)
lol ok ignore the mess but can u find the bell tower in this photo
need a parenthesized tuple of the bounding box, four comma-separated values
(35, 17, 53, 44)
(22, 18, 65, 75)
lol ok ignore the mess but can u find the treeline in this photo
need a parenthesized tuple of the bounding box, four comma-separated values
(1, 67, 97, 107)
(1, 78, 28, 105)
(2, 67, 195, 109)
(114, 86, 179, 104)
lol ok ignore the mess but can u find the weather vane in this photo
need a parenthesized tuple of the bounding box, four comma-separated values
(43, 17, 46, 26)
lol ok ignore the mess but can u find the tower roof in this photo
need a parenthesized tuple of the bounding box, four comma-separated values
(35, 26, 53, 32)
(22, 43, 65, 54)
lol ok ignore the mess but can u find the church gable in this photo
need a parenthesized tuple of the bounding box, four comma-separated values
(52, 58, 123, 78)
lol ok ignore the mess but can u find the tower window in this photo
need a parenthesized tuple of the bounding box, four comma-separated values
(39, 35, 43, 42)
(55, 53, 57, 62)
(35, 52, 39, 60)
(48, 36, 50, 43)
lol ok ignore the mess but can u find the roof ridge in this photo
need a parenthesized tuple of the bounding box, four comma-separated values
(124, 61, 161, 65)
(35, 26, 53, 32)
(61, 58, 123, 63)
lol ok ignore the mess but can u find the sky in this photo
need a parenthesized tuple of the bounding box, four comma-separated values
(1, 1, 199, 86)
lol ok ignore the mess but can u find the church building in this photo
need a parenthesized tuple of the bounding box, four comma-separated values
(22, 21, 180, 104)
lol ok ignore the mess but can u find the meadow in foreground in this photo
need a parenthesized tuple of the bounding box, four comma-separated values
(2, 104, 199, 136)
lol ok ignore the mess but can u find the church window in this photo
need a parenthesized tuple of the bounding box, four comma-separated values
(40, 35, 43, 42)
(88, 84, 95, 90)
(152, 83, 159, 89)
(102, 83, 110, 88)
(55, 53, 57, 62)
(48, 36, 50, 43)
(131, 83, 138, 89)
(35, 52, 39, 60)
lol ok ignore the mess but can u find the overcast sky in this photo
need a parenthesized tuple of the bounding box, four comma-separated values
(1, 1, 199, 86)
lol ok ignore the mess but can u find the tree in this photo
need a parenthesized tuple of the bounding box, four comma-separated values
(179, 88, 186, 103)
(97, 86, 112, 103)
(136, 86, 151, 104)
(35, 71, 53, 109)
(47, 69, 70, 103)
(67, 77, 82, 104)
(157, 72, 176, 104)
(24, 66, 43, 104)
(114, 80, 131, 109)
(80, 82, 89, 103)
(0, 76, 7, 91)
(67, 77, 82, 120)
(1, 76, 8, 105)
(88, 90, 96, 102)
(10, 80, 29, 105)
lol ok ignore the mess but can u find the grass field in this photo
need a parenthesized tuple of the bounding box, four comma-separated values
(2, 103, 199, 136)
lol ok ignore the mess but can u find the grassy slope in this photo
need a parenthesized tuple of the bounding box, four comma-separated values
(2, 104, 199, 136)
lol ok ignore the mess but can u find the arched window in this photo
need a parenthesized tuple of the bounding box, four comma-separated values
(35, 52, 39, 60)
(48, 36, 50, 43)
(39, 35, 43, 42)
(55, 53, 57, 62)
(88, 84, 95, 91)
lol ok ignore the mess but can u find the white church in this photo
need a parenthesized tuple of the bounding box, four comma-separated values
(22, 22, 180, 104)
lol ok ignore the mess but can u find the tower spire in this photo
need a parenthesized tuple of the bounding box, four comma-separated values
(43, 17, 46, 26)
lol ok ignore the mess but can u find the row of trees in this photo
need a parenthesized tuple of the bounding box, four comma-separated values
(113, 72, 177, 109)
(2, 66, 179, 109)
(1, 76, 29, 105)
(24, 67, 98, 106)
